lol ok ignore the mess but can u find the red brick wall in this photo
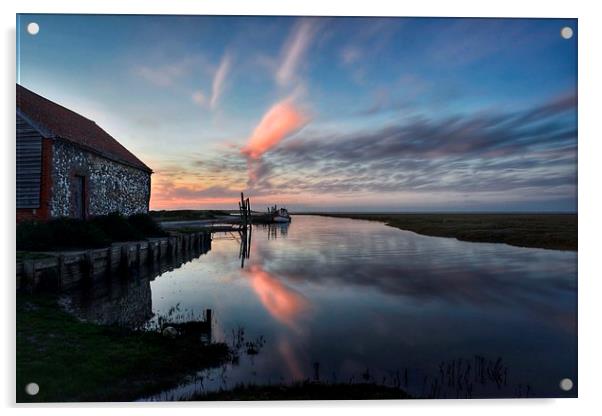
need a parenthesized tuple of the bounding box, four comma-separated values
(16, 138, 53, 223)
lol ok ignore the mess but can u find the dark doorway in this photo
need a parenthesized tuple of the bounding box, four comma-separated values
(73, 175, 86, 219)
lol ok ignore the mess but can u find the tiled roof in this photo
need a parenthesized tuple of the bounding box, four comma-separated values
(16, 84, 152, 173)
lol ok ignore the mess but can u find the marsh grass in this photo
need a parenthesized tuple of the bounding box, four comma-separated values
(16, 295, 230, 402)
(187, 381, 413, 401)
(308, 213, 576, 251)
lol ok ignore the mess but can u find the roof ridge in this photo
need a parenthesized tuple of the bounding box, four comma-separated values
(16, 83, 152, 173)
(17, 84, 96, 123)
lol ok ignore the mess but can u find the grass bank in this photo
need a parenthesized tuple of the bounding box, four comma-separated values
(190, 381, 412, 401)
(149, 210, 233, 222)
(16, 295, 229, 403)
(17, 213, 167, 252)
(306, 213, 576, 251)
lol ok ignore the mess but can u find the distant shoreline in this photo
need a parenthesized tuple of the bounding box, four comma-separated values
(300, 213, 577, 251)
(149, 210, 577, 251)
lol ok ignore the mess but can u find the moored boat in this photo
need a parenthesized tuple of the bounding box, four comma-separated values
(269, 205, 291, 223)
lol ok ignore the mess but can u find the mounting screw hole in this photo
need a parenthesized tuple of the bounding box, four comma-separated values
(27, 22, 40, 35)
(561, 27, 573, 40)
(559, 378, 573, 391)
(25, 382, 39, 396)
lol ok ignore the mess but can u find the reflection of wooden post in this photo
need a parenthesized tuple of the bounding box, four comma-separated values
(238, 192, 252, 268)
(246, 223, 252, 260)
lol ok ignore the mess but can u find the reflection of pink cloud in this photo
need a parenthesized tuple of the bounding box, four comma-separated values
(278, 338, 305, 380)
(242, 99, 308, 159)
(245, 264, 309, 331)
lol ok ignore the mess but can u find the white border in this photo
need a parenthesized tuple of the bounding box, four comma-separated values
(2, 1, 601, 415)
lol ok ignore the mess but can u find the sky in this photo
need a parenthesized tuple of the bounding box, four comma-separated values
(17, 15, 577, 212)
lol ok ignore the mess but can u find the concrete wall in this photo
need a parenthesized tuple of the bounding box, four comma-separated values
(50, 140, 150, 218)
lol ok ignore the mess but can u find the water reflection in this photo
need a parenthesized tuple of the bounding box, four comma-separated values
(61, 242, 212, 329)
(264, 222, 289, 240)
(63, 275, 153, 328)
(62, 215, 577, 399)
(244, 264, 310, 332)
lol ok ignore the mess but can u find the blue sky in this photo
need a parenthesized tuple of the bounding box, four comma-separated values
(17, 15, 577, 211)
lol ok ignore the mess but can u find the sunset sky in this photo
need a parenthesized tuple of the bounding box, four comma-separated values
(17, 15, 577, 211)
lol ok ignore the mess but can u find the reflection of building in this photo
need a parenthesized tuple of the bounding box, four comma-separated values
(16, 84, 152, 222)
(61, 240, 212, 328)
(65, 276, 153, 328)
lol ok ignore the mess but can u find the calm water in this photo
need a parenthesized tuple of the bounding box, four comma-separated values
(64, 215, 577, 399)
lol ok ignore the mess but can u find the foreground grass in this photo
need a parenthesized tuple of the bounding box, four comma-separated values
(308, 213, 576, 251)
(191, 381, 412, 401)
(16, 295, 229, 403)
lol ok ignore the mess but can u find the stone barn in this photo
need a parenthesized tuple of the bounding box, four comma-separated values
(16, 84, 152, 222)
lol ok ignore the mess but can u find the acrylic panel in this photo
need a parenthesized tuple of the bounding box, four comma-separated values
(15, 14, 577, 402)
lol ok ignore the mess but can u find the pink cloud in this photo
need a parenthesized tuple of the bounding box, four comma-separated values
(242, 98, 308, 159)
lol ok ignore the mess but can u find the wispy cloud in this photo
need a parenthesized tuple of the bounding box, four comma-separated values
(261, 92, 577, 199)
(210, 53, 231, 109)
(340, 45, 362, 65)
(276, 19, 318, 87)
(191, 52, 232, 110)
(338, 18, 402, 85)
(133, 51, 231, 111)
(191, 90, 207, 106)
(133, 60, 192, 87)
(426, 19, 538, 67)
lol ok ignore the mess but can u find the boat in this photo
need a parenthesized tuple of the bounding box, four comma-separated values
(268, 205, 292, 223)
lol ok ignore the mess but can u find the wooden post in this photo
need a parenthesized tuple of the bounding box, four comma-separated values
(240, 192, 248, 229)
(84, 251, 94, 280)
(58, 254, 65, 288)
(106, 246, 113, 277)
(167, 238, 173, 260)
(120, 244, 129, 275)
(23, 260, 35, 291)
(147, 241, 154, 264)
(136, 243, 142, 268)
